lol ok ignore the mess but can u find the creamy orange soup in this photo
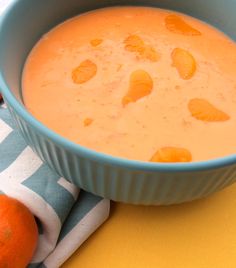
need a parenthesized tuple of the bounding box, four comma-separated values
(22, 7, 236, 162)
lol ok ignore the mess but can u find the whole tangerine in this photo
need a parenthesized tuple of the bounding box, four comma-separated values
(0, 195, 38, 268)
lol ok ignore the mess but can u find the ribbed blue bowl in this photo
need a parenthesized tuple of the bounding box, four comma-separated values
(1, 0, 236, 205)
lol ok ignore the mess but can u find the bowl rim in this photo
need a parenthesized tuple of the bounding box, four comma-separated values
(1, 0, 236, 173)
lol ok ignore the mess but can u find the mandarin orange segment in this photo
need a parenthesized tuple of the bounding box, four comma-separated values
(84, 118, 94, 126)
(188, 98, 230, 122)
(122, 70, 153, 106)
(72, 59, 97, 84)
(124, 34, 145, 53)
(90, 39, 103, 47)
(124, 34, 160, 62)
(171, 48, 197, 80)
(150, 146, 192, 163)
(165, 14, 202, 36)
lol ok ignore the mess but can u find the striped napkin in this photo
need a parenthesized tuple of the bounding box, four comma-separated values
(0, 102, 110, 268)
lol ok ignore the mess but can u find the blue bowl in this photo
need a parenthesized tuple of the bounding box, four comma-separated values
(0, 0, 236, 205)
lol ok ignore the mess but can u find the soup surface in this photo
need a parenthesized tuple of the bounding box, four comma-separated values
(22, 6, 236, 162)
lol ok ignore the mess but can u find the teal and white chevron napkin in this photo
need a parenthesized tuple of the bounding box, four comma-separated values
(0, 102, 110, 268)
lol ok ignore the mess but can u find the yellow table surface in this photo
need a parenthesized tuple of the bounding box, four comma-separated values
(63, 183, 236, 268)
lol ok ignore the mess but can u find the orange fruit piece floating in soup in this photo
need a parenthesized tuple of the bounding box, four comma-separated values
(90, 38, 103, 47)
(188, 98, 230, 122)
(150, 147, 192, 163)
(124, 34, 145, 53)
(72, 59, 97, 84)
(122, 69, 153, 106)
(84, 118, 94, 126)
(171, 48, 197, 80)
(124, 34, 160, 62)
(165, 14, 202, 36)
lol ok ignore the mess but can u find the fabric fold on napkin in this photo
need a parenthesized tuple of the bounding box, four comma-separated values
(0, 102, 110, 268)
